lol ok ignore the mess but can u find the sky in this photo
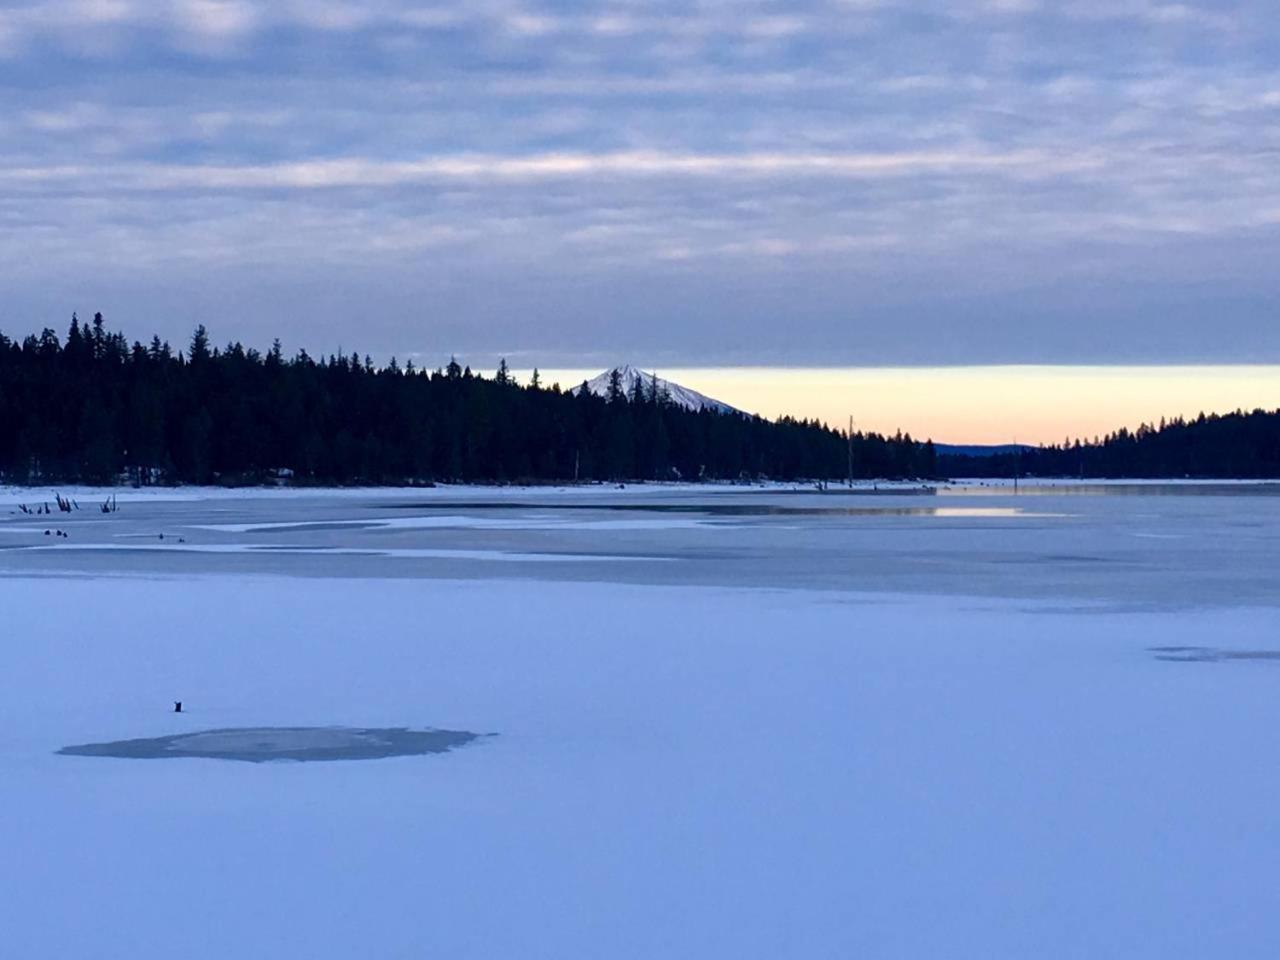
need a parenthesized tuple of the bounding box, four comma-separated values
(533, 365, 1280, 444)
(1, 1, 1278, 438)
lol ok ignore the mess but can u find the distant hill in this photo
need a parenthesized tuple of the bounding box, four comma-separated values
(571, 366, 742, 415)
(934, 443, 1034, 458)
(937, 410, 1280, 478)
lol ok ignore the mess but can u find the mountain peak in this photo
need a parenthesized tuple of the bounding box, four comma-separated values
(571, 366, 742, 415)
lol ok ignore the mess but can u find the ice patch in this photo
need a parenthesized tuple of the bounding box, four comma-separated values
(27, 542, 663, 562)
(191, 515, 716, 533)
(1149, 646, 1280, 663)
(58, 726, 484, 763)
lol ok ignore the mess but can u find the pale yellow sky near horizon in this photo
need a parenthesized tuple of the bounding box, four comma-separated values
(523, 366, 1280, 446)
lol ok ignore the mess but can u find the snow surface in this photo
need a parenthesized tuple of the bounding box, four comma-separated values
(570, 365, 742, 414)
(3, 484, 1280, 958)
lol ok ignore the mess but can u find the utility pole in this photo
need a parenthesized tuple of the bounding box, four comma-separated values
(1013, 437, 1020, 495)
(847, 416, 854, 488)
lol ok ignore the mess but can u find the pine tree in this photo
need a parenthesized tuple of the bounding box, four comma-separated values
(189, 325, 211, 364)
(91, 312, 106, 359)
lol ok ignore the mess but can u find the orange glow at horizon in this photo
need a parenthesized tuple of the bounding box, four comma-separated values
(527, 366, 1280, 446)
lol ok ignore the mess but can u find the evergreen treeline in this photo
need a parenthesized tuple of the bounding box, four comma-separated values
(939, 410, 1280, 479)
(0, 314, 937, 485)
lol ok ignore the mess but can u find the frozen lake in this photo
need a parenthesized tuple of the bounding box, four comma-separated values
(3, 480, 1279, 607)
(3, 482, 1279, 957)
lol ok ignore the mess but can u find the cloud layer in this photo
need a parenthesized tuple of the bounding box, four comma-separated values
(1, 0, 1278, 364)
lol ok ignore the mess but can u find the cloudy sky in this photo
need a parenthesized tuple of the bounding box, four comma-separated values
(2, 0, 1279, 372)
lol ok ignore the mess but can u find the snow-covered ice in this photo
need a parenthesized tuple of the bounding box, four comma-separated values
(2, 483, 1279, 957)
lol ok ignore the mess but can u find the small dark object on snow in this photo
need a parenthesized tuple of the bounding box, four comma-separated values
(174, 701, 183, 713)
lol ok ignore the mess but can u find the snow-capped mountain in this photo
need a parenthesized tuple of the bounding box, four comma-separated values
(571, 365, 741, 415)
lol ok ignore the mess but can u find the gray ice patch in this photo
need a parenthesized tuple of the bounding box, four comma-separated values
(1149, 646, 1280, 664)
(58, 726, 484, 762)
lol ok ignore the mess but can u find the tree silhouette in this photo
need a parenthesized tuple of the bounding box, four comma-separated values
(0, 315, 949, 486)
